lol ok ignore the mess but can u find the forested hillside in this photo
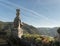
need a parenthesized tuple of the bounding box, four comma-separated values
(0, 21, 40, 34)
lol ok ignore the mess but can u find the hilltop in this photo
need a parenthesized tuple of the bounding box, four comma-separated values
(0, 21, 59, 37)
(0, 21, 40, 34)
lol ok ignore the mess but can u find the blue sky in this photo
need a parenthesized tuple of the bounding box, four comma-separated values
(0, 0, 60, 27)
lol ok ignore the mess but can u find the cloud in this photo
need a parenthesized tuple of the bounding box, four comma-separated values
(0, 0, 59, 26)
(0, 0, 54, 21)
(0, 2, 14, 11)
(36, 0, 60, 5)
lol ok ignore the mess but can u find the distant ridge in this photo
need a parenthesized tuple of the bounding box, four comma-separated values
(0, 21, 40, 34)
(38, 27, 59, 37)
(0, 21, 59, 37)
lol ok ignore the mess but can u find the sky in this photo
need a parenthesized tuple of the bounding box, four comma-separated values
(0, 0, 60, 27)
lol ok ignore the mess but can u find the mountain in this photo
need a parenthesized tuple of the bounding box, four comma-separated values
(0, 21, 40, 34)
(22, 23, 40, 34)
(0, 21, 59, 37)
(37, 27, 59, 37)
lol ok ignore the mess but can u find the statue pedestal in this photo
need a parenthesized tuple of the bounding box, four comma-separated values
(18, 28, 23, 38)
(11, 28, 23, 39)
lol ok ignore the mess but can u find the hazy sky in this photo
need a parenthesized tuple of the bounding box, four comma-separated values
(0, 0, 60, 27)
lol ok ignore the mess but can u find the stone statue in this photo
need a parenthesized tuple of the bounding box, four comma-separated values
(14, 9, 22, 28)
(12, 9, 23, 38)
